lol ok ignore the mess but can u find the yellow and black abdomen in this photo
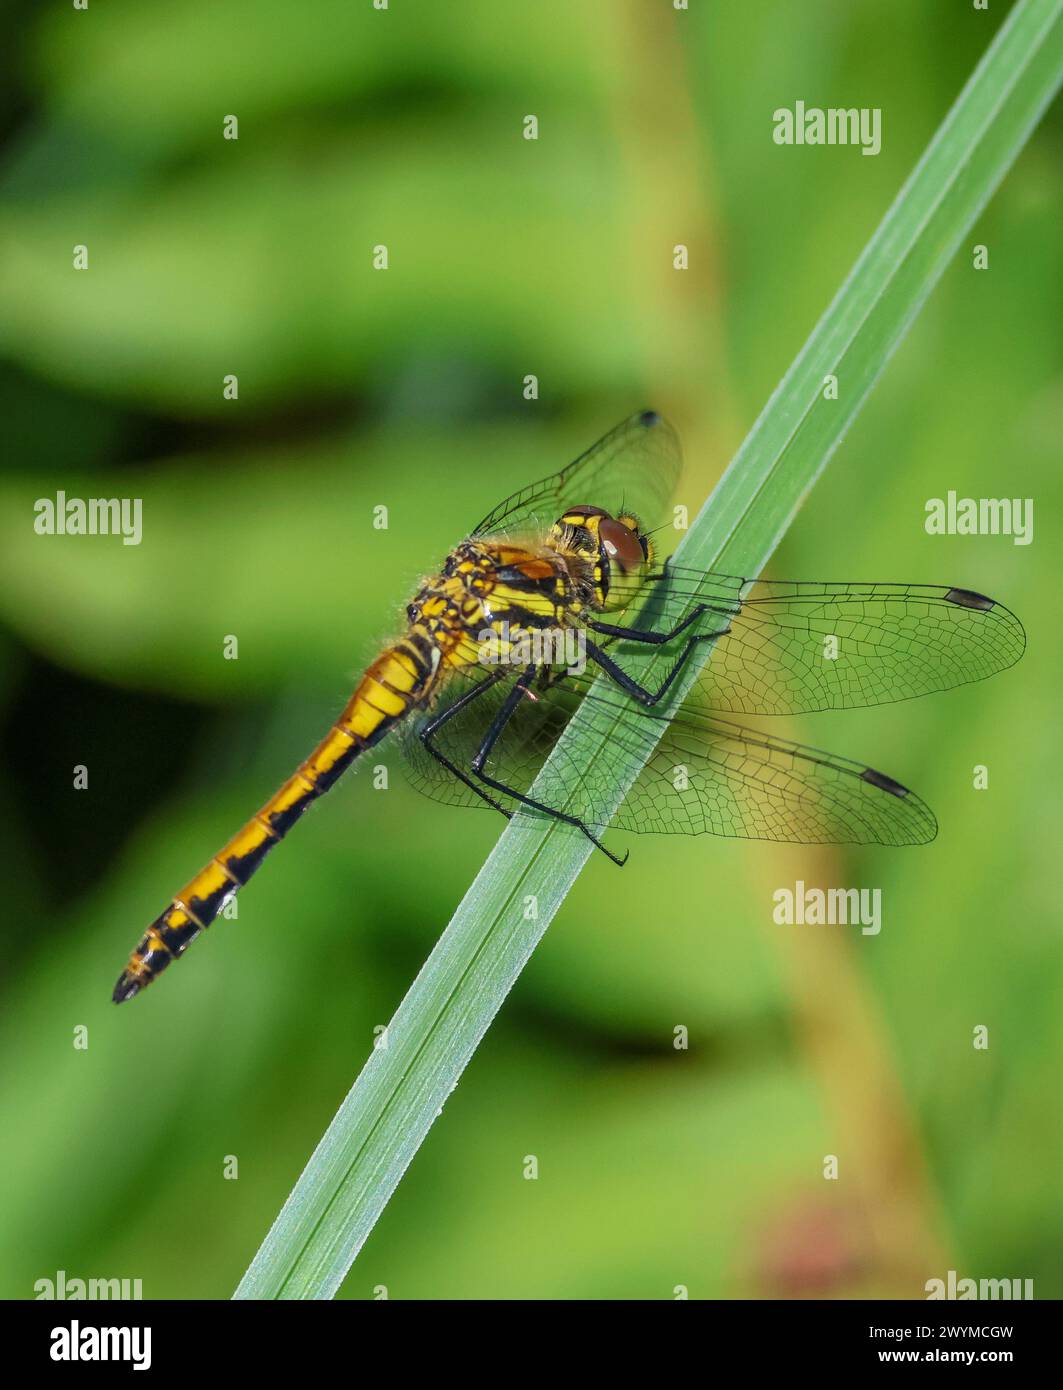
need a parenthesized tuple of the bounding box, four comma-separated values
(112, 634, 436, 1002)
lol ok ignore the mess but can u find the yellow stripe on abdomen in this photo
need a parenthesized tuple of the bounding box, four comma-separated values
(112, 638, 433, 1003)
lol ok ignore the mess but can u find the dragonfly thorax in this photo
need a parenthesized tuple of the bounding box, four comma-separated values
(404, 539, 580, 676)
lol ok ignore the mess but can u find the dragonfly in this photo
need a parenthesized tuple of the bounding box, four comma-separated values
(112, 410, 1025, 1003)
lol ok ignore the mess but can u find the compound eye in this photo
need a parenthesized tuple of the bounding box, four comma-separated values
(406, 603, 420, 624)
(599, 516, 645, 576)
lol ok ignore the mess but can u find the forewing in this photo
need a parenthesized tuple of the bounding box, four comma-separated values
(600, 571, 1026, 714)
(472, 409, 682, 538)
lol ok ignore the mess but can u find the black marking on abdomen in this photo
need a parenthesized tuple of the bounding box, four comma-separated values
(265, 788, 321, 837)
(133, 933, 177, 976)
(310, 739, 362, 792)
(186, 879, 232, 924)
(221, 830, 276, 887)
(164, 908, 203, 956)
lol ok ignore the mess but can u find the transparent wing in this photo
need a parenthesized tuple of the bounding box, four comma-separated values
(400, 673, 936, 846)
(599, 570, 1026, 714)
(472, 409, 682, 538)
(591, 695, 937, 844)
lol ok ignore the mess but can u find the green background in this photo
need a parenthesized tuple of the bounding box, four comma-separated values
(0, 0, 1060, 1300)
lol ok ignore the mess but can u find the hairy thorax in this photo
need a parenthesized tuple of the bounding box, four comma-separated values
(405, 537, 597, 678)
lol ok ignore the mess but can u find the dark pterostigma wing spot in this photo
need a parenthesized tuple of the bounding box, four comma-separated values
(944, 587, 995, 611)
(861, 766, 911, 798)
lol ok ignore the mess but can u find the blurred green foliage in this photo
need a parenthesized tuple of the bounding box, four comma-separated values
(0, 0, 1060, 1299)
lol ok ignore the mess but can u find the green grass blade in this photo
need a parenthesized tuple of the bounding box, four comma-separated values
(235, 0, 1063, 1299)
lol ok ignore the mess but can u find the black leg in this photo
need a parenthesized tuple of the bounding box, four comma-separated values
(589, 600, 735, 645)
(469, 664, 538, 771)
(585, 632, 710, 707)
(469, 664, 629, 867)
(420, 674, 514, 821)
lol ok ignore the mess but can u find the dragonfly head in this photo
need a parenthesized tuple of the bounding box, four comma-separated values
(556, 505, 652, 611)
